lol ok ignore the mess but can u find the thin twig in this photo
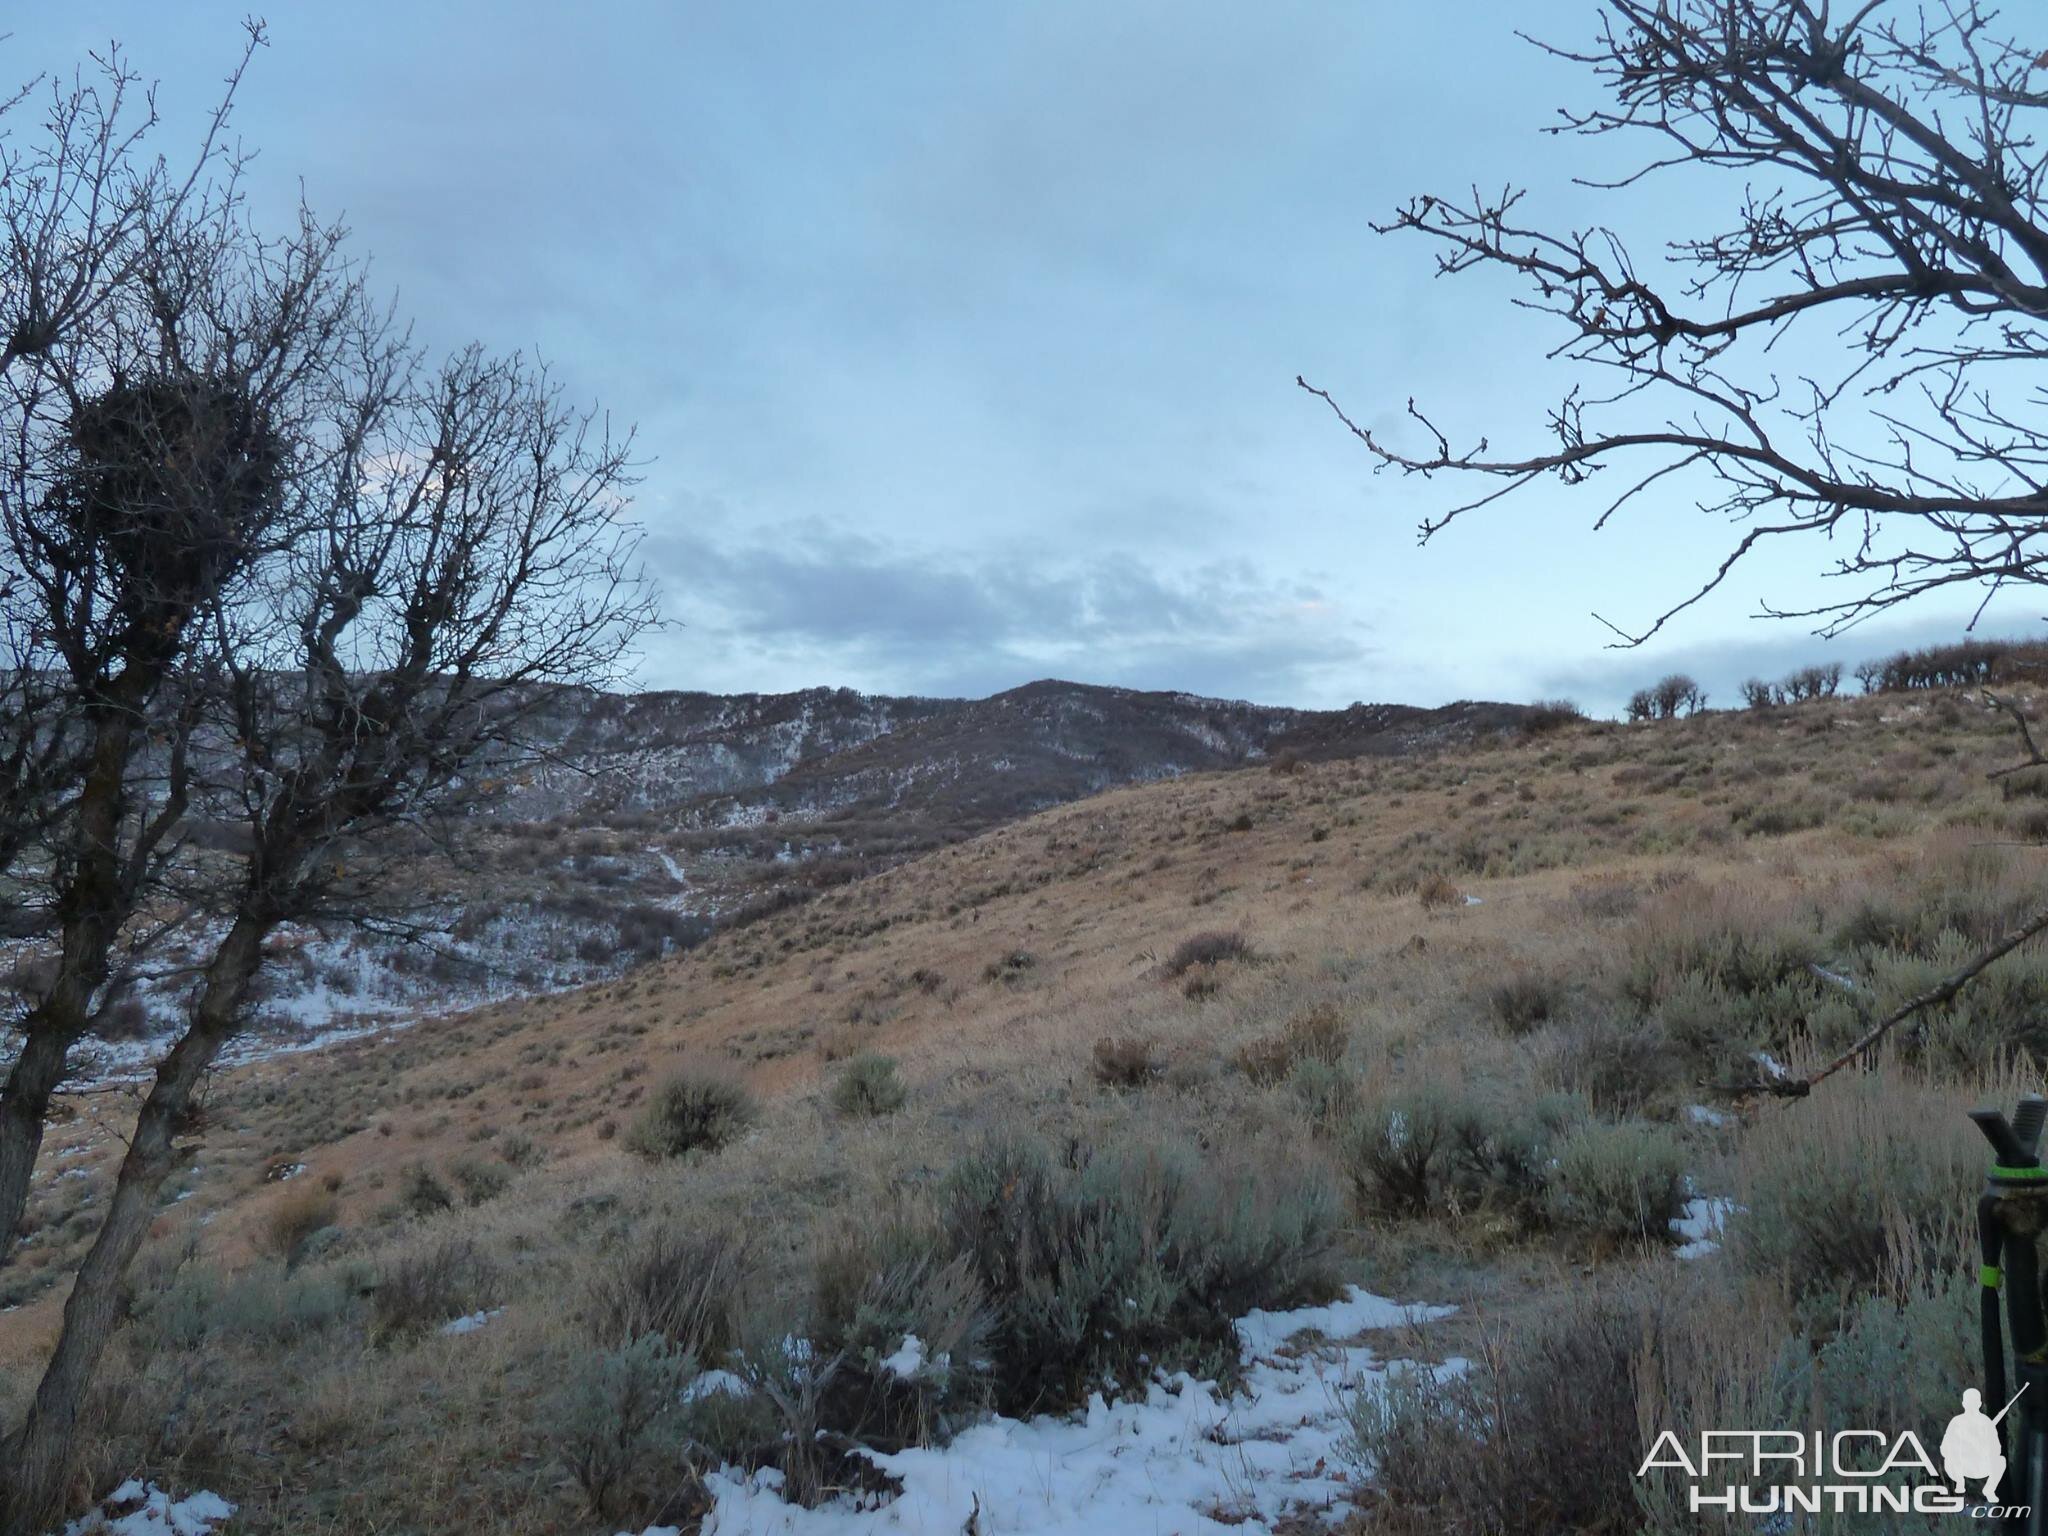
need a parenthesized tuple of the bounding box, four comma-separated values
(1767, 899, 2048, 1097)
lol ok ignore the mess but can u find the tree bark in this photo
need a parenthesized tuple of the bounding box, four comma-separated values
(0, 1030, 77, 1273)
(0, 673, 175, 1255)
(0, 912, 268, 1536)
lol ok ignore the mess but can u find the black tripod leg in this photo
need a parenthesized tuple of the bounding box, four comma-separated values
(2023, 1418, 2045, 1536)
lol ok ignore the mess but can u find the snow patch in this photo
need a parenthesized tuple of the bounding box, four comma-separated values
(439, 1307, 505, 1336)
(879, 1334, 924, 1379)
(1672, 1196, 1740, 1260)
(637, 1285, 1455, 1535)
(58, 1481, 234, 1536)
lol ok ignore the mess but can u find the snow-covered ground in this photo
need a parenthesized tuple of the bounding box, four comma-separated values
(1, 883, 703, 1087)
(1672, 1195, 1739, 1260)
(58, 1482, 233, 1536)
(637, 1286, 1460, 1536)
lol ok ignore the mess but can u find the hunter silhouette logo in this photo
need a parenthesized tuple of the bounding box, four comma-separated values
(1637, 1383, 2036, 1520)
(1942, 1386, 2024, 1501)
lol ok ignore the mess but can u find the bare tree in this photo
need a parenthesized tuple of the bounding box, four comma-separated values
(0, 26, 285, 1249)
(1300, 0, 2048, 1090)
(1301, 0, 2048, 642)
(0, 41, 654, 1533)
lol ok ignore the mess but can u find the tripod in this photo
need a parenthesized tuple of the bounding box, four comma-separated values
(1971, 1093, 2048, 1534)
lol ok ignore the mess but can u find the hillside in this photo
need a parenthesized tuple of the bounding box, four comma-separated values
(3, 680, 2033, 1532)
(8, 680, 1536, 1082)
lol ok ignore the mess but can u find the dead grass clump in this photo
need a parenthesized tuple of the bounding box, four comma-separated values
(625, 1069, 758, 1161)
(1162, 929, 1253, 977)
(1235, 1002, 1347, 1084)
(1091, 1035, 1162, 1089)
(1485, 971, 1558, 1034)
(255, 1183, 338, 1266)
(585, 1224, 749, 1357)
(1349, 1287, 1671, 1535)
(1548, 1015, 1685, 1116)
(370, 1233, 498, 1340)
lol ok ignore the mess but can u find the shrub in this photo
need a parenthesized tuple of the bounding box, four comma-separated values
(585, 1224, 750, 1358)
(937, 1132, 1337, 1413)
(1854, 637, 2045, 694)
(1550, 1014, 1686, 1116)
(1338, 1089, 1456, 1219)
(1350, 1291, 1656, 1535)
(1162, 930, 1253, 977)
(1780, 661, 1842, 701)
(450, 1157, 511, 1207)
(831, 1052, 908, 1118)
(1090, 1035, 1161, 1088)
(1730, 1067, 1978, 1307)
(982, 949, 1036, 984)
(370, 1234, 498, 1340)
(256, 1183, 338, 1267)
(1234, 1001, 1348, 1084)
(1542, 1120, 1687, 1245)
(625, 1069, 758, 1161)
(498, 1132, 544, 1168)
(398, 1162, 453, 1217)
(548, 1333, 701, 1523)
(1521, 698, 1583, 736)
(1415, 872, 1461, 909)
(141, 1261, 355, 1348)
(809, 1217, 993, 1452)
(1486, 971, 1557, 1034)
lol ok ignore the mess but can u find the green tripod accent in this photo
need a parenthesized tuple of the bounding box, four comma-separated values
(1972, 1093, 2048, 1534)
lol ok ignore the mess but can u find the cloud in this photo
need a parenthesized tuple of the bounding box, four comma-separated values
(646, 522, 1372, 704)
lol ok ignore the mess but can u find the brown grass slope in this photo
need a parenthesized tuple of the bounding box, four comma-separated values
(4, 685, 2044, 1533)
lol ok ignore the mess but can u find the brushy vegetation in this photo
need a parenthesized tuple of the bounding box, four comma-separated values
(935, 1132, 1339, 1414)
(547, 1333, 703, 1523)
(1234, 1001, 1348, 1083)
(21, 672, 2048, 1533)
(830, 1051, 908, 1117)
(624, 1069, 759, 1160)
(583, 1225, 749, 1357)
(1090, 1034, 1162, 1088)
(1161, 929, 1253, 976)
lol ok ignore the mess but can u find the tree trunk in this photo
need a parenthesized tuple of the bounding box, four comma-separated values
(0, 679, 159, 1255)
(0, 913, 268, 1536)
(0, 1029, 77, 1271)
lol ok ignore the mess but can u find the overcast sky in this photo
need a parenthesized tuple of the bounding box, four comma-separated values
(9, 4, 2037, 714)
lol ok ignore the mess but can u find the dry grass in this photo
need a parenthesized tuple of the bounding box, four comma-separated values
(5, 684, 2046, 1530)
